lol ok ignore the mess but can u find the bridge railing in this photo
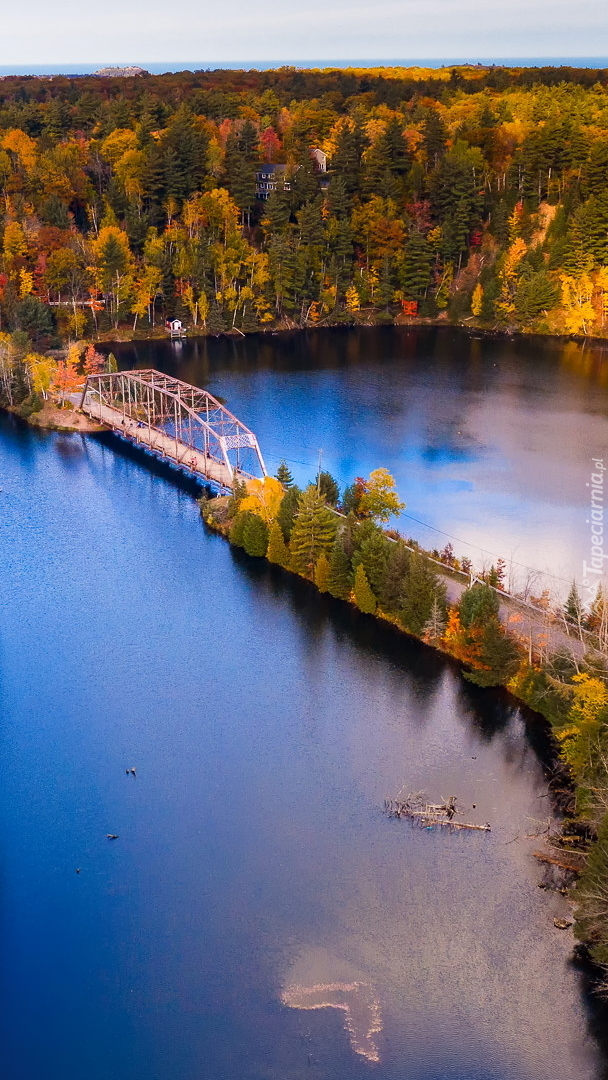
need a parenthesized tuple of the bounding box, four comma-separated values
(81, 369, 267, 483)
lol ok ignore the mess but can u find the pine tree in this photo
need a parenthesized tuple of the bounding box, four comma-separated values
(315, 552, 331, 593)
(422, 597, 447, 645)
(400, 233, 433, 301)
(459, 581, 500, 628)
(206, 302, 227, 335)
(400, 552, 447, 636)
(266, 520, 291, 569)
(277, 484, 302, 542)
(575, 811, 608, 968)
(289, 485, 337, 576)
(465, 616, 521, 687)
(327, 537, 353, 599)
(353, 563, 377, 614)
(229, 510, 250, 548)
(317, 471, 339, 506)
(242, 514, 269, 557)
(353, 528, 391, 596)
(227, 478, 247, 519)
(275, 460, 294, 487)
(378, 540, 411, 614)
(565, 581, 584, 626)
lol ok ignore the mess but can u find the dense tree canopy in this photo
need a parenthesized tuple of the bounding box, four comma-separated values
(1, 65, 608, 342)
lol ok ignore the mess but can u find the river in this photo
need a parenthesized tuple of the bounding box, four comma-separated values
(1, 326, 607, 1080)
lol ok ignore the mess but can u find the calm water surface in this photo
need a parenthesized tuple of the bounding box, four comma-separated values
(113, 326, 608, 596)
(1, 328, 608, 1080)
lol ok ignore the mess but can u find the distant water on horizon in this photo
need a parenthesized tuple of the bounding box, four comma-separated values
(1, 57, 608, 75)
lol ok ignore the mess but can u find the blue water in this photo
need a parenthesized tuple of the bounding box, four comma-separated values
(0, 58, 606, 75)
(111, 326, 608, 600)
(0, 335, 606, 1079)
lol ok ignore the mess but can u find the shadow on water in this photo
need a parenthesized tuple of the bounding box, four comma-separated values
(227, 541, 549, 757)
(575, 956, 608, 1080)
(91, 429, 213, 498)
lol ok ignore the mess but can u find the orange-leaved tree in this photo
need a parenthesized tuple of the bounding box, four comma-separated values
(51, 344, 82, 407)
(83, 343, 106, 376)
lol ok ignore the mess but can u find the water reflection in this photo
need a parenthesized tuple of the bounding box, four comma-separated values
(111, 326, 608, 598)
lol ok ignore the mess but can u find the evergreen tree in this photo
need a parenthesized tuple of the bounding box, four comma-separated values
(465, 616, 521, 687)
(242, 513, 269, 557)
(331, 121, 369, 195)
(400, 552, 447, 636)
(162, 104, 208, 203)
(327, 175, 351, 219)
(583, 141, 608, 197)
(422, 108, 448, 166)
(459, 581, 500, 628)
(266, 519, 291, 568)
(227, 478, 247, 518)
(277, 483, 302, 542)
(564, 581, 584, 626)
(575, 811, 608, 967)
(289, 485, 337, 576)
(353, 528, 391, 596)
(378, 540, 411, 614)
(327, 537, 353, 599)
(422, 597, 447, 645)
(206, 302, 228, 335)
(315, 552, 331, 593)
(275, 460, 294, 487)
(317, 471, 340, 506)
(229, 510, 251, 548)
(513, 267, 559, 320)
(399, 233, 433, 301)
(353, 563, 377, 614)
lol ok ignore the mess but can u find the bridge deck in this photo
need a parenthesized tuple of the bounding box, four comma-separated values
(82, 400, 235, 489)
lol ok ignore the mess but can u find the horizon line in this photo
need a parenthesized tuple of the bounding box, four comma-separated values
(2, 56, 608, 74)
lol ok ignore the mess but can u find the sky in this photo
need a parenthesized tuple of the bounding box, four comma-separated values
(1, 0, 607, 68)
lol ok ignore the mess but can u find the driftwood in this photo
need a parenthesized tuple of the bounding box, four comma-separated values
(384, 793, 491, 833)
(532, 850, 585, 873)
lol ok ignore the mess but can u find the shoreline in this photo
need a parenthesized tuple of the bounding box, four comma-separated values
(93, 316, 608, 351)
(5, 402, 104, 434)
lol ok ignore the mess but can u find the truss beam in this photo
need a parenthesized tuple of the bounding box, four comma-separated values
(80, 368, 267, 489)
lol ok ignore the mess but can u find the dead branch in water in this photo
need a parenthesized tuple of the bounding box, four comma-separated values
(532, 850, 585, 873)
(383, 794, 491, 832)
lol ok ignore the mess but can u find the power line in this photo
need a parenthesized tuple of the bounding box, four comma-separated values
(263, 452, 575, 588)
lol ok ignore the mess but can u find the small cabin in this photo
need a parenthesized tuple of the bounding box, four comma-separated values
(310, 148, 327, 173)
(166, 318, 185, 337)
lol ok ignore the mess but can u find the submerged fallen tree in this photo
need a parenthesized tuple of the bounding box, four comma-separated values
(383, 792, 491, 832)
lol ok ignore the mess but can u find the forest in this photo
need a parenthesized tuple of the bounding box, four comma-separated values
(0, 63, 608, 363)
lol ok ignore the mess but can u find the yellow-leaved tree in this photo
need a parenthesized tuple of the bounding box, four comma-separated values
(555, 673, 608, 799)
(26, 353, 57, 399)
(471, 282, 483, 317)
(560, 273, 595, 336)
(239, 476, 285, 524)
(497, 238, 527, 317)
(357, 468, 406, 523)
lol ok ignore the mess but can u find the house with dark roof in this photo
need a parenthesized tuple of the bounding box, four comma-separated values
(255, 163, 290, 200)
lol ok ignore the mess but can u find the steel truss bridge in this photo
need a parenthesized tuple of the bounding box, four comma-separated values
(80, 369, 267, 490)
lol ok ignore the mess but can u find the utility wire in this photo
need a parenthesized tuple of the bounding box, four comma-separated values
(263, 450, 574, 588)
